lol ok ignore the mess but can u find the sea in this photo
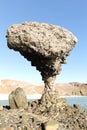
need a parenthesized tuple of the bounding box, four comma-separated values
(65, 96, 87, 111)
(0, 95, 87, 111)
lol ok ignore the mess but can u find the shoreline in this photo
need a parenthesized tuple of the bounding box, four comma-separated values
(0, 94, 87, 100)
(0, 94, 42, 100)
(59, 95, 87, 98)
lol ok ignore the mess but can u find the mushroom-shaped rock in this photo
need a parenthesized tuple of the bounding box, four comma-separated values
(6, 22, 77, 91)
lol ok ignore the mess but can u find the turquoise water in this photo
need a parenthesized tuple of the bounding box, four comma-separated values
(0, 100, 9, 106)
(0, 96, 87, 111)
(65, 96, 87, 111)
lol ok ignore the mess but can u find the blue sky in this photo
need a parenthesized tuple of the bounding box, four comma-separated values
(0, 0, 87, 84)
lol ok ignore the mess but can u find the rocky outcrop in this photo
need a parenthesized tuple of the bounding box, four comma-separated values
(55, 83, 87, 96)
(3, 21, 87, 130)
(0, 101, 87, 130)
(9, 87, 28, 109)
(67, 83, 87, 96)
(28, 90, 66, 118)
(0, 84, 87, 130)
(6, 22, 77, 91)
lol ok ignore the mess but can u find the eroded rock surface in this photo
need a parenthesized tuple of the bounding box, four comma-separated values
(6, 22, 77, 91)
(9, 87, 28, 109)
(28, 90, 66, 119)
(0, 103, 87, 130)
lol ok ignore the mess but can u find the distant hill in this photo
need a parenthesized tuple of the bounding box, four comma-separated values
(0, 79, 87, 96)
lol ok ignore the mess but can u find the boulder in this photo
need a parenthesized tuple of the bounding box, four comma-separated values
(6, 22, 77, 91)
(9, 87, 28, 109)
(44, 119, 59, 130)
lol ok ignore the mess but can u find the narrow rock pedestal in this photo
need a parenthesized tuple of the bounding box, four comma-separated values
(44, 76, 56, 91)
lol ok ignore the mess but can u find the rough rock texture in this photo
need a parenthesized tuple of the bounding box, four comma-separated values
(5, 22, 80, 130)
(0, 88, 67, 130)
(6, 22, 77, 91)
(9, 87, 28, 109)
(28, 90, 66, 119)
(0, 103, 87, 130)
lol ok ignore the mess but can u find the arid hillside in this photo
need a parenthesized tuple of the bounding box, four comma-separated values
(0, 79, 87, 96)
